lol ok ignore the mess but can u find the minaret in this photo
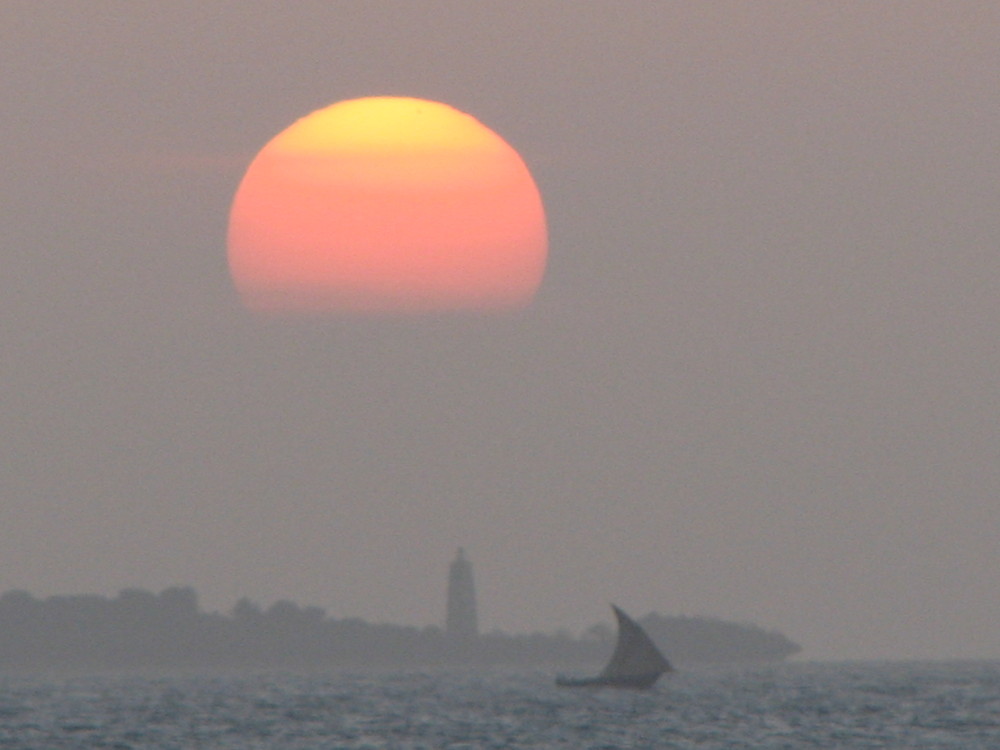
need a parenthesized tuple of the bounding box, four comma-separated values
(445, 548, 478, 639)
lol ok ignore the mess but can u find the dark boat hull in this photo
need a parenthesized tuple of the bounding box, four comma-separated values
(555, 672, 663, 690)
(556, 606, 672, 690)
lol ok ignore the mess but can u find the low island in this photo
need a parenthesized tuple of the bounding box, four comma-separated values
(0, 587, 800, 673)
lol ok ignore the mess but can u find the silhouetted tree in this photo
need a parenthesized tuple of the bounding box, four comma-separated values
(0, 588, 801, 671)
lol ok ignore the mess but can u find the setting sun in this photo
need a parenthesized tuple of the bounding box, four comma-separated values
(227, 96, 547, 313)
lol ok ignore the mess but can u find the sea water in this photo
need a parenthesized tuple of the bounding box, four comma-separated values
(0, 662, 997, 749)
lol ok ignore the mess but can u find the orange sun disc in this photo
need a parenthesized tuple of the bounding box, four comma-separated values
(227, 96, 547, 314)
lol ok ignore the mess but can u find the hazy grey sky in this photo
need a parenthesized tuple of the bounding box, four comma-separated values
(3, 2, 998, 661)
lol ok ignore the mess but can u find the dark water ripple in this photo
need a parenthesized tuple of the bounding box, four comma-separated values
(0, 662, 997, 749)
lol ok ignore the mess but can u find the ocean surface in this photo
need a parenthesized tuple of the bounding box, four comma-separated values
(0, 662, 997, 749)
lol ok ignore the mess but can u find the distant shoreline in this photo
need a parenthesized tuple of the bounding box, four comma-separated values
(0, 587, 800, 672)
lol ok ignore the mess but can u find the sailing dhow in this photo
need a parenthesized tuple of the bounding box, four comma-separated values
(556, 605, 673, 689)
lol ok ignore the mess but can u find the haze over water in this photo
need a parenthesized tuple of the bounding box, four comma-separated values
(3, 3, 999, 662)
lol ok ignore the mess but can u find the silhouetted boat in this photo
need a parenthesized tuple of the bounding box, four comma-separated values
(556, 605, 673, 689)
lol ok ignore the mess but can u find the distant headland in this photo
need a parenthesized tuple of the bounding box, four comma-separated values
(0, 585, 799, 673)
(0, 548, 799, 672)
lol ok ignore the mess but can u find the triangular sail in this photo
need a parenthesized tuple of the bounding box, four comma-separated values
(555, 604, 673, 688)
(599, 605, 672, 679)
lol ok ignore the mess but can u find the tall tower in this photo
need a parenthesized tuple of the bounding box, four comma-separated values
(445, 548, 478, 639)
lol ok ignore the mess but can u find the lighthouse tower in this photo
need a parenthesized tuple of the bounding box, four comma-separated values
(445, 548, 478, 639)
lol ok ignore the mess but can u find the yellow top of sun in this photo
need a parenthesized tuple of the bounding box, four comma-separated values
(270, 97, 506, 155)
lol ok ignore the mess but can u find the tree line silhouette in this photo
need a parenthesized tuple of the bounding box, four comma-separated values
(0, 588, 799, 672)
